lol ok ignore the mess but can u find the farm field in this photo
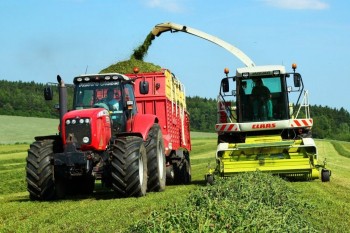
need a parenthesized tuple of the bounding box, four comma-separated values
(0, 115, 57, 144)
(0, 116, 350, 232)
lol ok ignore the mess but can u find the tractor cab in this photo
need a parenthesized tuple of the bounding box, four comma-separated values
(218, 65, 303, 124)
(73, 74, 140, 134)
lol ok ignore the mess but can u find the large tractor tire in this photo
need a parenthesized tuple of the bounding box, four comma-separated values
(145, 123, 166, 192)
(111, 136, 148, 197)
(26, 140, 59, 200)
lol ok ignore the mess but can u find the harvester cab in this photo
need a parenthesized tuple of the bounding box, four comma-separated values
(218, 64, 302, 124)
(209, 64, 331, 183)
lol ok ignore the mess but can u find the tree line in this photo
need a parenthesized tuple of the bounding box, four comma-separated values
(1, 80, 350, 141)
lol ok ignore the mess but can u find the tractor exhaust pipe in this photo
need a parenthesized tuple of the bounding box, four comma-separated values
(57, 75, 68, 133)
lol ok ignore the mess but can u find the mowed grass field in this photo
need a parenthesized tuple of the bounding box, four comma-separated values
(1, 115, 350, 232)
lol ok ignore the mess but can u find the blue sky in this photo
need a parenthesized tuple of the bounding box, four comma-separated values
(1, 0, 349, 111)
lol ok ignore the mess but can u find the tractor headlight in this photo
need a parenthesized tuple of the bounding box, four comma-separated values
(66, 119, 71, 125)
(79, 119, 84, 124)
(82, 137, 90, 143)
(72, 119, 76, 124)
(85, 118, 90, 124)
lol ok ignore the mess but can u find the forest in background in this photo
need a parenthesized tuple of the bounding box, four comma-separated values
(1, 80, 350, 141)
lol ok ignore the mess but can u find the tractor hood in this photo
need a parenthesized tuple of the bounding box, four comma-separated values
(62, 108, 112, 151)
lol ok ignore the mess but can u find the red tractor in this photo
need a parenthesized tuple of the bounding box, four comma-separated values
(26, 69, 191, 200)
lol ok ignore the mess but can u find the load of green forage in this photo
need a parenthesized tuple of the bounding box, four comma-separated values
(100, 32, 162, 74)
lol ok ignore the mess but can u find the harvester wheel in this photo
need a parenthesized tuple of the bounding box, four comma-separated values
(26, 140, 57, 200)
(321, 169, 331, 182)
(145, 124, 166, 192)
(111, 136, 148, 197)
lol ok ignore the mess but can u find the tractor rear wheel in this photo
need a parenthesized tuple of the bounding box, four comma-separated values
(145, 124, 166, 192)
(26, 140, 57, 200)
(111, 136, 148, 197)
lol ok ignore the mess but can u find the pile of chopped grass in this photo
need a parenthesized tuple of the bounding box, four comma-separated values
(100, 57, 162, 74)
(129, 172, 317, 232)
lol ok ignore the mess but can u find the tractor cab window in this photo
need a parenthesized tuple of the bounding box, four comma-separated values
(74, 81, 122, 111)
(238, 76, 288, 122)
(123, 83, 137, 116)
(74, 81, 130, 133)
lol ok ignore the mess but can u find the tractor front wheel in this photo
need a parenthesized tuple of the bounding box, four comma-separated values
(26, 140, 57, 200)
(110, 136, 148, 197)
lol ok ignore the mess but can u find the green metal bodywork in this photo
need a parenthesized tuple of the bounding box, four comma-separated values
(214, 135, 320, 180)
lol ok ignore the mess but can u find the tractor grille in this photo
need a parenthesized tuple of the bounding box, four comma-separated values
(65, 118, 91, 148)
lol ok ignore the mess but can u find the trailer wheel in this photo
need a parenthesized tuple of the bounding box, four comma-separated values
(111, 136, 148, 197)
(26, 140, 57, 200)
(321, 169, 331, 182)
(183, 152, 191, 184)
(166, 165, 175, 185)
(145, 124, 166, 192)
(174, 152, 191, 185)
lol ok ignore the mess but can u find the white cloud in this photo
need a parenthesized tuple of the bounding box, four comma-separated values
(143, 0, 184, 13)
(262, 0, 329, 10)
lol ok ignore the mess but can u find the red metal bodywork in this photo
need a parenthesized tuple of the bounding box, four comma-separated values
(62, 108, 111, 151)
(127, 71, 191, 156)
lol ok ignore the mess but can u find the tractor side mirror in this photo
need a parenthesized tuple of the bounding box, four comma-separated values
(293, 73, 301, 88)
(44, 86, 53, 100)
(221, 78, 229, 93)
(139, 80, 149, 94)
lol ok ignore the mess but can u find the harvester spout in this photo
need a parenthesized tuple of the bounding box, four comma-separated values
(151, 22, 255, 67)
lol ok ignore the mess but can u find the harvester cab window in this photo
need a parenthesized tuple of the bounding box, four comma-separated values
(239, 77, 287, 122)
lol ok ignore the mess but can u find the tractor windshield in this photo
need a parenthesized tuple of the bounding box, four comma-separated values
(73, 81, 124, 112)
(74, 81, 137, 133)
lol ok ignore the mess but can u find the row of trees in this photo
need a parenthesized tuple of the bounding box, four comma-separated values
(0, 80, 73, 118)
(1, 80, 350, 141)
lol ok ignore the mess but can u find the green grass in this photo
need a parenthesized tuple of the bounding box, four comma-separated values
(1, 139, 350, 232)
(1, 116, 350, 232)
(330, 140, 350, 158)
(0, 137, 216, 233)
(0, 115, 58, 144)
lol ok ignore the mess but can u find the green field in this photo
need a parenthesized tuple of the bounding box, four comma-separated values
(1, 116, 350, 232)
(0, 115, 58, 144)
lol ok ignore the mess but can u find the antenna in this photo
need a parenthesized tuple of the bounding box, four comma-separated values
(85, 65, 88, 74)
